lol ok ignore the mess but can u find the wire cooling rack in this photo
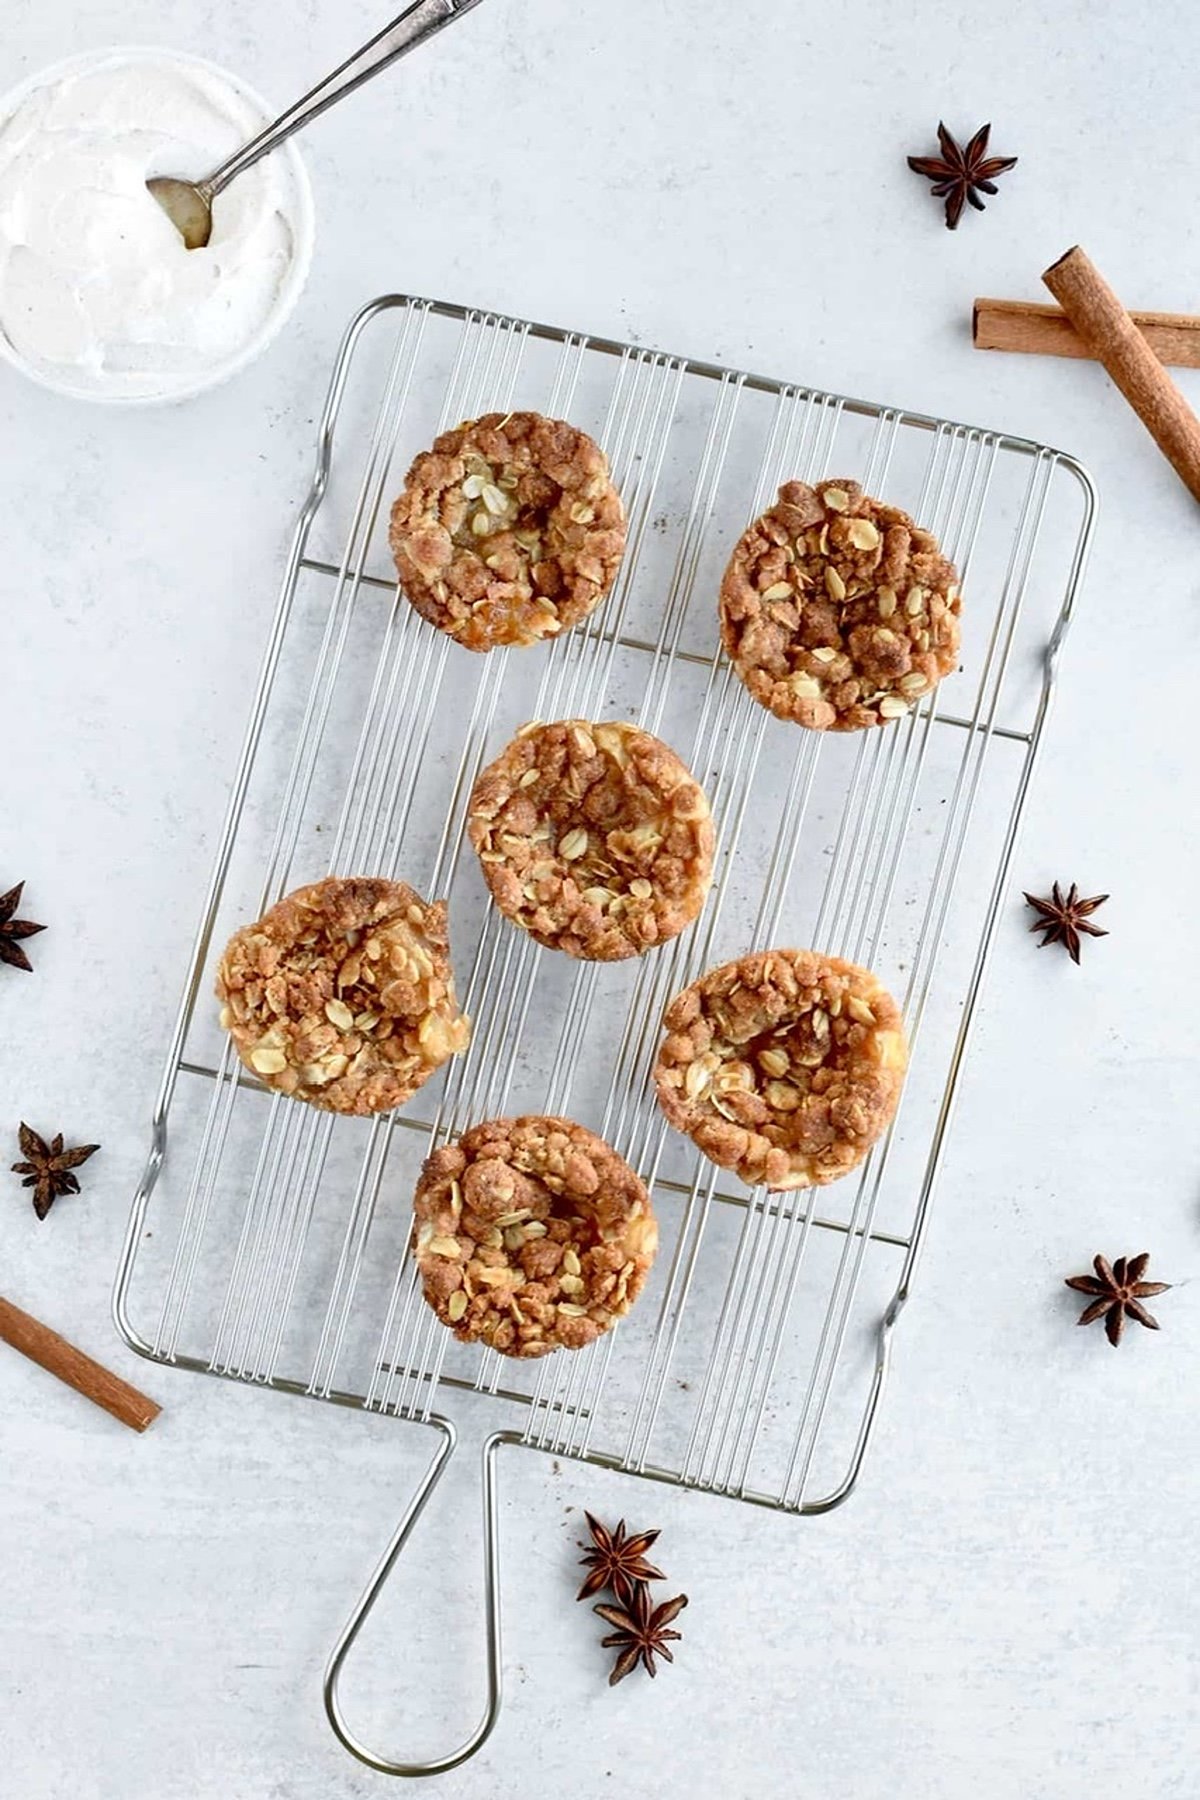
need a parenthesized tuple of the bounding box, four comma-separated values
(114, 294, 1094, 1776)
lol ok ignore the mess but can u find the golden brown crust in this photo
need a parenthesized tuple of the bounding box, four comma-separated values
(389, 412, 626, 652)
(412, 1114, 658, 1358)
(467, 719, 714, 961)
(719, 479, 961, 730)
(215, 876, 469, 1115)
(653, 949, 907, 1189)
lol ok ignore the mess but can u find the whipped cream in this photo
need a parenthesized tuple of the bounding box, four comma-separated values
(0, 50, 310, 399)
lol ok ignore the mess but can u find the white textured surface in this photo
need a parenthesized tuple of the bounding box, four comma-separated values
(2, 2, 1198, 1796)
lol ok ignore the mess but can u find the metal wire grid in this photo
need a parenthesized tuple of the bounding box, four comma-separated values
(115, 295, 1094, 1527)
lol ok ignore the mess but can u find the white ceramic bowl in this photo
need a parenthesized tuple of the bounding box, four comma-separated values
(0, 46, 315, 405)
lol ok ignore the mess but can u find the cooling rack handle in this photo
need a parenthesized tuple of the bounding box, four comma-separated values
(323, 1419, 509, 1777)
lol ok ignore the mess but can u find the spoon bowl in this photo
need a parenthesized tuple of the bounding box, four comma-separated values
(146, 175, 215, 250)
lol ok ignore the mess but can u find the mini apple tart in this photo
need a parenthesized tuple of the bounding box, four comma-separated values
(654, 949, 907, 1189)
(468, 719, 714, 960)
(412, 1114, 658, 1358)
(719, 479, 961, 730)
(215, 876, 469, 1115)
(389, 412, 626, 651)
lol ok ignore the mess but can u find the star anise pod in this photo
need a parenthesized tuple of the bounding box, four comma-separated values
(576, 1511, 666, 1605)
(0, 880, 46, 973)
(1065, 1253, 1170, 1347)
(907, 122, 1018, 230)
(12, 1123, 100, 1221)
(594, 1585, 688, 1686)
(1023, 881, 1109, 964)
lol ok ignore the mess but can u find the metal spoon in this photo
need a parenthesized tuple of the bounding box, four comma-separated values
(148, 0, 486, 250)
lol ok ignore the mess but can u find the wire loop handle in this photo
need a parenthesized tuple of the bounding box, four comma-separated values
(323, 1420, 507, 1777)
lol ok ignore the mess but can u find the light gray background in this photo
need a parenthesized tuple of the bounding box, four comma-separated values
(3, 3, 1198, 1796)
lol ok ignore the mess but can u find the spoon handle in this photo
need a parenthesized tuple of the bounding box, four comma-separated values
(206, 0, 487, 198)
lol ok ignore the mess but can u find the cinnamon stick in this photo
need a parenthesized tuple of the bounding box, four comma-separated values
(974, 296, 1200, 369)
(0, 1294, 161, 1432)
(1042, 246, 1200, 503)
